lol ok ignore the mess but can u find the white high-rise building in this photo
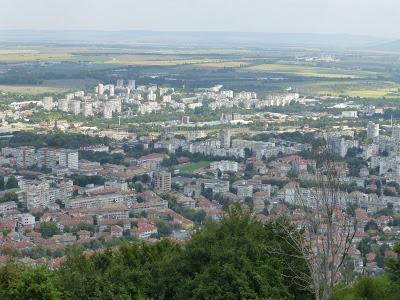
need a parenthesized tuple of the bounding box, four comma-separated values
(58, 99, 69, 112)
(59, 149, 79, 169)
(367, 122, 379, 139)
(98, 84, 104, 95)
(70, 100, 81, 115)
(109, 85, 115, 97)
(37, 148, 58, 169)
(103, 102, 113, 119)
(392, 126, 400, 139)
(116, 79, 124, 88)
(41, 96, 53, 110)
(219, 128, 231, 149)
(162, 95, 172, 102)
(16, 147, 36, 168)
(128, 80, 136, 90)
(82, 102, 93, 117)
(19, 181, 51, 209)
(147, 92, 157, 101)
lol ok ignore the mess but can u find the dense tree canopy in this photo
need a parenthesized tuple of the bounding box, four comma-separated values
(0, 208, 312, 300)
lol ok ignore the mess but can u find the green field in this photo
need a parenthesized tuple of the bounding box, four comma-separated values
(0, 85, 69, 94)
(0, 51, 75, 62)
(176, 161, 210, 173)
(197, 61, 250, 68)
(105, 56, 222, 66)
(292, 80, 400, 98)
(244, 63, 375, 78)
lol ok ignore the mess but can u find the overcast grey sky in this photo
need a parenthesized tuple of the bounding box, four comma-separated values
(0, 0, 399, 38)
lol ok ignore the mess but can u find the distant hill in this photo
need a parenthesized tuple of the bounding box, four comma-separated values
(374, 39, 400, 51)
(0, 30, 387, 49)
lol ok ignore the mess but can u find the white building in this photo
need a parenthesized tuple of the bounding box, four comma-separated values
(210, 160, 239, 173)
(59, 149, 79, 169)
(98, 83, 104, 95)
(392, 126, 400, 139)
(41, 96, 53, 110)
(341, 111, 358, 118)
(37, 148, 58, 169)
(82, 102, 93, 117)
(128, 80, 136, 90)
(17, 213, 36, 226)
(19, 181, 52, 209)
(16, 146, 36, 168)
(103, 102, 114, 119)
(58, 99, 69, 112)
(219, 128, 231, 149)
(70, 100, 81, 115)
(367, 122, 379, 139)
(237, 184, 253, 197)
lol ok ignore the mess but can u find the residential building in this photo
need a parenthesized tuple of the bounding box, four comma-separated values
(210, 160, 238, 173)
(82, 102, 93, 117)
(16, 147, 36, 168)
(392, 125, 400, 139)
(154, 171, 171, 193)
(37, 148, 58, 169)
(17, 213, 35, 226)
(59, 149, 79, 169)
(69, 100, 81, 115)
(367, 122, 379, 139)
(41, 96, 53, 110)
(219, 128, 231, 148)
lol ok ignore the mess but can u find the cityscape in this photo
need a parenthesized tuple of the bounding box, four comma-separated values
(1, 0, 400, 299)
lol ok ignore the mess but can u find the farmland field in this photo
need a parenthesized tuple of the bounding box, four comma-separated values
(0, 51, 75, 62)
(0, 85, 69, 94)
(245, 63, 375, 79)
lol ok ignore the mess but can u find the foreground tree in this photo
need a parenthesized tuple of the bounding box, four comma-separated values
(159, 205, 311, 300)
(282, 151, 356, 300)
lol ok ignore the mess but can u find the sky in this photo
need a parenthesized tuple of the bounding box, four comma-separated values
(0, 0, 399, 39)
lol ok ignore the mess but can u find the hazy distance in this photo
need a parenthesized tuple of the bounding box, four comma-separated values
(0, 0, 399, 39)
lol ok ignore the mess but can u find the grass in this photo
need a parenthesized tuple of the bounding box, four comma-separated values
(176, 161, 210, 173)
(0, 52, 75, 62)
(338, 88, 400, 98)
(291, 80, 400, 98)
(197, 61, 250, 68)
(245, 63, 373, 78)
(0, 85, 68, 95)
(105, 56, 222, 66)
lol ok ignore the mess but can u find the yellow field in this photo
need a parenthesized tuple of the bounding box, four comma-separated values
(0, 51, 74, 62)
(105, 56, 222, 66)
(0, 85, 68, 94)
(321, 88, 400, 98)
(245, 63, 369, 79)
(197, 61, 250, 68)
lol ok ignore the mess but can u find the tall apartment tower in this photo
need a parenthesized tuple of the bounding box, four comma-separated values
(82, 102, 93, 117)
(16, 147, 36, 169)
(154, 171, 171, 193)
(116, 79, 124, 88)
(103, 102, 113, 119)
(98, 84, 104, 95)
(58, 99, 69, 112)
(128, 80, 136, 90)
(392, 125, 400, 139)
(69, 100, 81, 115)
(219, 128, 231, 148)
(367, 122, 379, 139)
(41, 96, 53, 110)
(37, 148, 58, 169)
(109, 85, 115, 97)
(59, 149, 79, 170)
